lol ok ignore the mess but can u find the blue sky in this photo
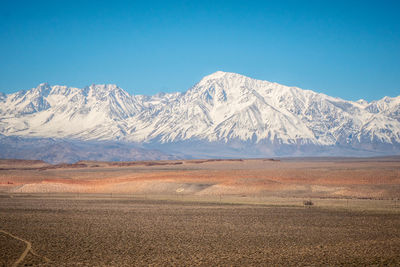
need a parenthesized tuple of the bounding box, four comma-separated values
(0, 0, 399, 101)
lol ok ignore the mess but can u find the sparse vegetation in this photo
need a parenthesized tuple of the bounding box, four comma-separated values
(1, 196, 400, 266)
(303, 200, 314, 206)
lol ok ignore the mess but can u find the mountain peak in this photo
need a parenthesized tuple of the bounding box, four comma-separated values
(202, 71, 244, 80)
(35, 82, 51, 91)
(38, 82, 50, 88)
(207, 70, 229, 78)
(198, 72, 277, 88)
(195, 71, 253, 91)
(32, 82, 52, 97)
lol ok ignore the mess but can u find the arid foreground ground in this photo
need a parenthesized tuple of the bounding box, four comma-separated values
(1, 157, 400, 266)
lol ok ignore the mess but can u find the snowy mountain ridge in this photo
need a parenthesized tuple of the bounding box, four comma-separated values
(1, 71, 399, 157)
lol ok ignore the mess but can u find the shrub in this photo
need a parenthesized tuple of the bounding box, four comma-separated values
(303, 200, 314, 206)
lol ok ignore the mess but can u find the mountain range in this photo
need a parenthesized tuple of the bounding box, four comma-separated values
(1, 71, 399, 162)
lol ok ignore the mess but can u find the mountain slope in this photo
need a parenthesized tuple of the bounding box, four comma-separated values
(0, 71, 399, 158)
(0, 134, 175, 164)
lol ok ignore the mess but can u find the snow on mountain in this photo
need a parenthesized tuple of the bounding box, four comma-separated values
(0, 71, 399, 157)
(365, 96, 400, 122)
(0, 83, 143, 140)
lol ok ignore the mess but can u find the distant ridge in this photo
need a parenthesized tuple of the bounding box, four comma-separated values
(0, 71, 399, 159)
(0, 135, 176, 164)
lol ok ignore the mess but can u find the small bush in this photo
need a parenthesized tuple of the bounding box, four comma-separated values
(303, 200, 314, 206)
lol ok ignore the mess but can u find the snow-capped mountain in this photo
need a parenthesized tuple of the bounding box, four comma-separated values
(1, 71, 399, 158)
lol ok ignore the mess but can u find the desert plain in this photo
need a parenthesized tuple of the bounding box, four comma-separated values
(1, 157, 400, 266)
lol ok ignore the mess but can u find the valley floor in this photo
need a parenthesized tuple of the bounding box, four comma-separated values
(1, 157, 400, 266)
(1, 195, 400, 266)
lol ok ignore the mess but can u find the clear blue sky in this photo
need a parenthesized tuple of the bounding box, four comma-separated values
(0, 0, 399, 101)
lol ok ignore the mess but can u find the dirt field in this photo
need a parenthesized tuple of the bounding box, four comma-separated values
(1, 157, 400, 266)
(1, 195, 400, 266)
